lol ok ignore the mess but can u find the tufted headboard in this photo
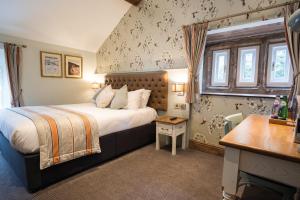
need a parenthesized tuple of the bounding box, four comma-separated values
(105, 71, 168, 111)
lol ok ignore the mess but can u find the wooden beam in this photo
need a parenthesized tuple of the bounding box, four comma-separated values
(124, 0, 142, 6)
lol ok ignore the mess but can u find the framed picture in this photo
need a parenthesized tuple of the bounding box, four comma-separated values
(40, 51, 63, 78)
(64, 55, 83, 78)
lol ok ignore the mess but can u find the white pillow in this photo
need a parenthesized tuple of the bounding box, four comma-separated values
(96, 85, 115, 108)
(141, 89, 151, 108)
(92, 86, 106, 102)
(110, 85, 128, 109)
(126, 89, 143, 109)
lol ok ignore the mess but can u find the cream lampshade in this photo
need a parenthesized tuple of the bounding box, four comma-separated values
(90, 73, 106, 89)
(91, 82, 100, 89)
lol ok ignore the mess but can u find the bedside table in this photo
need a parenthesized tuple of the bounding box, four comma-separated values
(155, 116, 188, 155)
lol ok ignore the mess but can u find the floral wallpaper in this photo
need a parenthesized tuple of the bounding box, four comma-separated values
(96, 0, 287, 147)
(192, 95, 273, 146)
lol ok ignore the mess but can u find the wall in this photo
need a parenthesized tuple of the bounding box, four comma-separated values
(0, 33, 97, 106)
(96, 0, 287, 147)
(165, 68, 189, 119)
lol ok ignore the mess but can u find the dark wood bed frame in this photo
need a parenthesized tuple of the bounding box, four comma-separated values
(0, 71, 168, 192)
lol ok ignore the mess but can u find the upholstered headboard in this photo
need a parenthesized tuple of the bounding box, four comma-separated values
(105, 71, 168, 111)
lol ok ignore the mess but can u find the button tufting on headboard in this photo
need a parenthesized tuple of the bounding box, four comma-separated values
(105, 71, 168, 111)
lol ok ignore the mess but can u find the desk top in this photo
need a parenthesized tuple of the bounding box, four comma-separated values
(220, 114, 300, 163)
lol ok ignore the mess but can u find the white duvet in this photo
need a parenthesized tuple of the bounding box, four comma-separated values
(0, 103, 157, 154)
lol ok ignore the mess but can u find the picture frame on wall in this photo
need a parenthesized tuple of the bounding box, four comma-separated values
(40, 51, 63, 78)
(64, 55, 83, 78)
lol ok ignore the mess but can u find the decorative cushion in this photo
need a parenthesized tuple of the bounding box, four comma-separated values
(110, 85, 128, 109)
(92, 86, 106, 101)
(126, 89, 143, 110)
(141, 89, 151, 108)
(95, 85, 115, 108)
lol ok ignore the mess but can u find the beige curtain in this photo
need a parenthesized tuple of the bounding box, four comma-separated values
(182, 22, 208, 103)
(285, 2, 300, 108)
(4, 43, 24, 107)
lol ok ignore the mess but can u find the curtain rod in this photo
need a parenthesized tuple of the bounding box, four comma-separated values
(0, 41, 27, 48)
(192, 0, 300, 26)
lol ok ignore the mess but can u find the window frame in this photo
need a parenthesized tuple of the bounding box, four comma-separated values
(202, 33, 291, 97)
(236, 45, 260, 87)
(211, 49, 230, 87)
(266, 42, 293, 87)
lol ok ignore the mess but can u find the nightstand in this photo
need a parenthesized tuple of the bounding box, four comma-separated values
(155, 116, 188, 155)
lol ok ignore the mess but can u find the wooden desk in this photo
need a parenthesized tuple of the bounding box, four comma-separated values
(220, 114, 300, 200)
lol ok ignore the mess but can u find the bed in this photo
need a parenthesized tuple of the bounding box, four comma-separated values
(0, 71, 168, 192)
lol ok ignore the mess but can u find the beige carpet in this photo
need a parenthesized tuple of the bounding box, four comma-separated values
(0, 145, 282, 200)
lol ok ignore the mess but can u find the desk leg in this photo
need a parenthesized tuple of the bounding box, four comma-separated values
(182, 131, 186, 150)
(222, 147, 240, 200)
(156, 132, 160, 150)
(172, 135, 177, 155)
(222, 191, 237, 200)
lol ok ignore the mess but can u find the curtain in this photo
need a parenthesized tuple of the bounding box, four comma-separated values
(182, 22, 208, 103)
(4, 43, 23, 107)
(285, 2, 300, 110)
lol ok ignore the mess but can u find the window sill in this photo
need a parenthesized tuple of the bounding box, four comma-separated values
(201, 92, 276, 98)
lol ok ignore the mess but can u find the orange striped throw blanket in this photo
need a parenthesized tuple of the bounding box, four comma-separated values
(7, 106, 101, 169)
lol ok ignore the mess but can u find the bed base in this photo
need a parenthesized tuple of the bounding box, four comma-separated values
(0, 122, 155, 192)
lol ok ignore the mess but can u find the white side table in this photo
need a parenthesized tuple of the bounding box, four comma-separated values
(155, 116, 187, 155)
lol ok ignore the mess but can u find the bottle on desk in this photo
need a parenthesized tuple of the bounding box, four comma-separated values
(271, 95, 281, 119)
(278, 96, 288, 120)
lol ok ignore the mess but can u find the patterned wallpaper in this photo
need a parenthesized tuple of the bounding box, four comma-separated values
(192, 95, 273, 146)
(96, 0, 287, 147)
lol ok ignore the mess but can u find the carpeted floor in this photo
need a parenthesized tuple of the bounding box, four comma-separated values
(0, 145, 282, 200)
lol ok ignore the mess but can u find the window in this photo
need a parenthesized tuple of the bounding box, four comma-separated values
(211, 49, 230, 86)
(267, 43, 292, 87)
(0, 44, 11, 108)
(237, 46, 259, 87)
(202, 18, 291, 97)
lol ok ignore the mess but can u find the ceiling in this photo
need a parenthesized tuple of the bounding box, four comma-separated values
(0, 0, 131, 52)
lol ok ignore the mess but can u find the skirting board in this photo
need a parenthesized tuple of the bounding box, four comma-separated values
(189, 139, 224, 156)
